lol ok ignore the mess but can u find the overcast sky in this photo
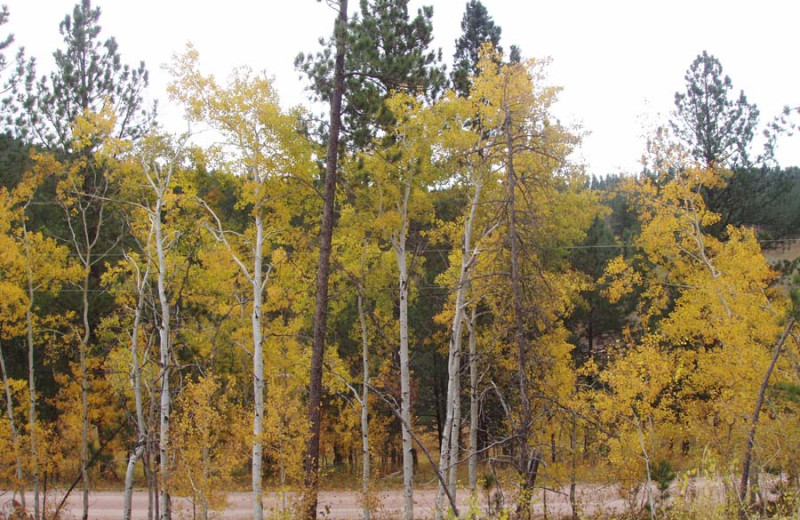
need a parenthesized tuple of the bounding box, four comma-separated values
(4, 0, 800, 174)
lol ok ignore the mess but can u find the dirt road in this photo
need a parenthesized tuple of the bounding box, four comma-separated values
(2, 485, 638, 520)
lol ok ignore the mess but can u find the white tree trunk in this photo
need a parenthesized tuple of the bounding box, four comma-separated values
(252, 214, 265, 520)
(448, 353, 461, 501)
(436, 176, 483, 519)
(393, 182, 414, 520)
(0, 341, 24, 507)
(358, 291, 371, 520)
(57, 170, 110, 520)
(155, 196, 172, 520)
(468, 306, 479, 495)
(398, 249, 413, 520)
(147, 398, 157, 520)
(124, 259, 151, 520)
(136, 150, 178, 520)
(200, 166, 268, 520)
(81, 267, 91, 520)
(24, 232, 40, 520)
(436, 327, 462, 520)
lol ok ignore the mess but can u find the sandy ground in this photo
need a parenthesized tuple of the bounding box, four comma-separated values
(0, 484, 654, 520)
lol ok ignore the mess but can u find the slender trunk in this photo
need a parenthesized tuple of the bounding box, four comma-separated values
(394, 182, 414, 520)
(252, 214, 265, 520)
(0, 340, 25, 506)
(25, 230, 40, 520)
(738, 319, 795, 515)
(154, 474, 160, 520)
(448, 352, 461, 501)
(433, 356, 444, 448)
(147, 391, 157, 520)
(155, 199, 172, 520)
(437, 175, 482, 519)
(124, 261, 151, 520)
(435, 340, 456, 520)
(123, 443, 146, 519)
(370, 379, 460, 517)
(468, 307, 479, 496)
(569, 416, 578, 520)
(635, 415, 656, 520)
(43, 473, 48, 519)
(398, 245, 414, 520)
(504, 109, 536, 519)
(81, 266, 91, 520)
(281, 441, 288, 515)
(358, 291, 371, 520)
(202, 444, 209, 520)
(305, 3, 347, 519)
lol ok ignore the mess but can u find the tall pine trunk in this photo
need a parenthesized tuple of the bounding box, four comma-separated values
(304, 2, 347, 519)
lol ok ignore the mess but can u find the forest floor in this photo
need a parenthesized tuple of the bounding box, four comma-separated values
(1, 480, 732, 520)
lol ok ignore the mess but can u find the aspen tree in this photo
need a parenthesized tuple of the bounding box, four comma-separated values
(465, 49, 593, 518)
(360, 92, 451, 520)
(0, 163, 78, 520)
(431, 87, 503, 519)
(599, 135, 790, 508)
(169, 47, 313, 520)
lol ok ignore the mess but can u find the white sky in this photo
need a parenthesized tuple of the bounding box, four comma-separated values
(4, 0, 800, 174)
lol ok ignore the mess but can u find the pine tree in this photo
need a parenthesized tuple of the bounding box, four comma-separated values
(451, 0, 502, 97)
(303, 2, 347, 520)
(296, 4, 445, 518)
(671, 51, 759, 169)
(7, 0, 153, 151)
(0, 5, 13, 74)
(3, 5, 154, 518)
(296, 0, 446, 149)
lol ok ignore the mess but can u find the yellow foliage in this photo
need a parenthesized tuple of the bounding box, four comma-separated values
(601, 255, 641, 304)
(51, 357, 125, 482)
(171, 374, 248, 512)
(596, 137, 792, 487)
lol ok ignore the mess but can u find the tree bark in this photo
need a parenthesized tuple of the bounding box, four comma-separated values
(24, 227, 40, 520)
(81, 266, 91, 520)
(569, 416, 578, 520)
(124, 257, 152, 520)
(155, 190, 172, 520)
(436, 169, 484, 519)
(468, 307, 479, 496)
(358, 289, 371, 520)
(448, 353, 461, 501)
(0, 340, 25, 507)
(738, 318, 795, 515)
(504, 107, 537, 519)
(58, 162, 112, 520)
(304, 2, 347, 519)
(393, 181, 414, 520)
(252, 214, 265, 520)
